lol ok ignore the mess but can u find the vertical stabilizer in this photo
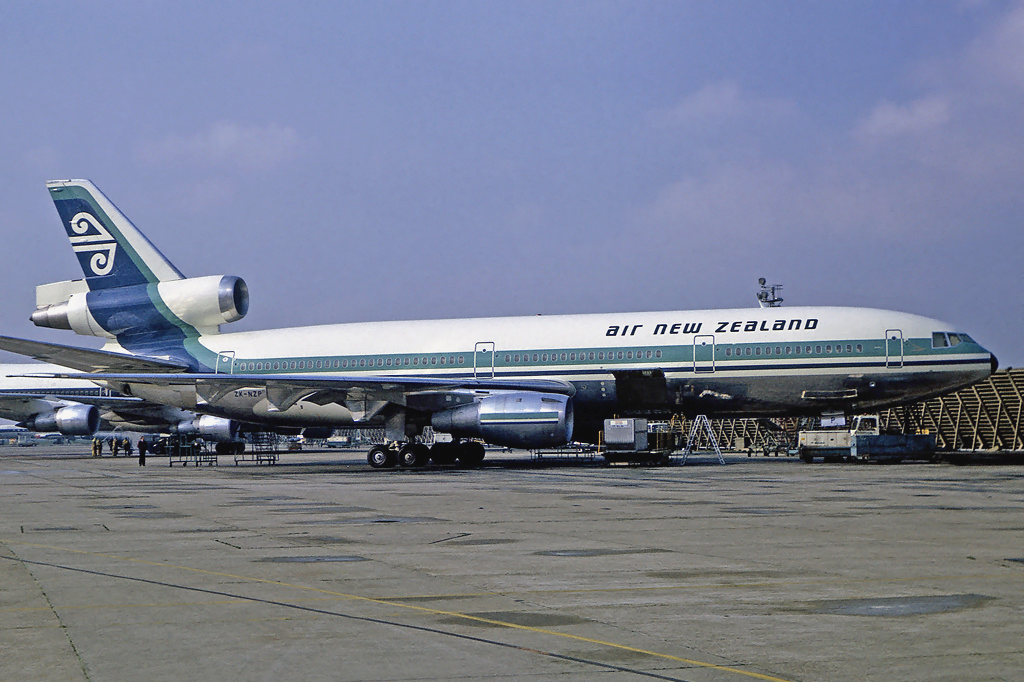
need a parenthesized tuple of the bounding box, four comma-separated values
(47, 179, 184, 289)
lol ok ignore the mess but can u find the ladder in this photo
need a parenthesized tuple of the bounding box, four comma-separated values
(680, 414, 725, 465)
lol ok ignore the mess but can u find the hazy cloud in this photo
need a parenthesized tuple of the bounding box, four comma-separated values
(856, 96, 951, 139)
(654, 81, 798, 129)
(139, 122, 301, 172)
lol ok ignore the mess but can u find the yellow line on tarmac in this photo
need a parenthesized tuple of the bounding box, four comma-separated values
(4, 538, 793, 682)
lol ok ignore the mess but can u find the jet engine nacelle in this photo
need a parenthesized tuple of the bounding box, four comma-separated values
(23, 404, 100, 436)
(173, 415, 239, 442)
(31, 275, 248, 338)
(431, 391, 573, 449)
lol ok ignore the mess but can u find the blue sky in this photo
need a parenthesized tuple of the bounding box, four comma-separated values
(1, 1, 1021, 364)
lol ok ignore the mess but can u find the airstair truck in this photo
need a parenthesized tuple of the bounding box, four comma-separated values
(798, 415, 936, 463)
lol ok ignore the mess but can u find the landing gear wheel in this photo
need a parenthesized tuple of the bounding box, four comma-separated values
(368, 445, 397, 469)
(456, 441, 486, 468)
(399, 443, 430, 467)
(429, 442, 457, 466)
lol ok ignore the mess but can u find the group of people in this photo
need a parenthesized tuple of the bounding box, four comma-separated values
(91, 436, 149, 465)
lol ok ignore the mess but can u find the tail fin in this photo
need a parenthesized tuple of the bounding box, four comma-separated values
(47, 179, 184, 289)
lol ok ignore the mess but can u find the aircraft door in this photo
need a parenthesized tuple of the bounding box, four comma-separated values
(885, 329, 904, 368)
(474, 342, 495, 378)
(216, 351, 236, 374)
(694, 335, 715, 373)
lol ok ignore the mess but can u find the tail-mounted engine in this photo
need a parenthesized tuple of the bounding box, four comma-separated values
(431, 391, 573, 449)
(21, 404, 100, 436)
(31, 275, 248, 339)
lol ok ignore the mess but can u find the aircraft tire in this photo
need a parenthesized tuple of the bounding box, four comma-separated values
(429, 442, 457, 466)
(368, 445, 397, 469)
(456, 441, 485, 468)
(399, 443, 429, 467)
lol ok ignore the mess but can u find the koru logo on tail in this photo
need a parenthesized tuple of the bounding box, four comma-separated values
(68, 212, 117, 276)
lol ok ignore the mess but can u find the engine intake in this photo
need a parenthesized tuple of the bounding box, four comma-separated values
(431, 391, 573, 449)
(23, 404, 99, 436)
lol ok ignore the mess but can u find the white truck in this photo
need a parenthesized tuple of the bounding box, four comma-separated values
(798, 415, 936, 463)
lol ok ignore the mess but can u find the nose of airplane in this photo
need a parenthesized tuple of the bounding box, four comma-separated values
(991, 353, 999, 374)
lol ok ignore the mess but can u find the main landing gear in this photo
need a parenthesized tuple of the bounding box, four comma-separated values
(366, 440, 485, 469)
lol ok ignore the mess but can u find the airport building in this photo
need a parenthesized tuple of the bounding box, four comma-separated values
(697, 368, 1023, 457)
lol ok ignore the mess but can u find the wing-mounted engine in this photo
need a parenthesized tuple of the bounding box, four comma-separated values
(431, 391, 573, 449)
(30, 275, 249, 339)
(21, 403, 99, 436)
(172, 415, 239, 442)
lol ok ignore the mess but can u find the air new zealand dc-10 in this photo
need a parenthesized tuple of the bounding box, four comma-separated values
(0, 179, 997, 467)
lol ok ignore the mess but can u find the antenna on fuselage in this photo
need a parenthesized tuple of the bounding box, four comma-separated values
(756, 278, 784, 308)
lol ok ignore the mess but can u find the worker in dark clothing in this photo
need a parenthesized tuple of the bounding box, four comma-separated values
(138, 438, 147, 466)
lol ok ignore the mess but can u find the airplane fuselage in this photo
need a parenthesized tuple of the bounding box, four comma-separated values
(115, 305, 994, 443)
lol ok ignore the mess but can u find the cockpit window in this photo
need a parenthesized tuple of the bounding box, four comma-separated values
(932, 332, 949, 348)
(960, 333, 975, 344)
(948, 333, 962, 346)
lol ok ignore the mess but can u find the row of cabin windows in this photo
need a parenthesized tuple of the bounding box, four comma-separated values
(240, 356, 466, 372)
(503, 349, 663, 363)
(724, 344, 864, 357)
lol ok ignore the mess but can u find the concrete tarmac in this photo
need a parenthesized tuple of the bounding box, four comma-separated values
(1, 445, 1021, 682)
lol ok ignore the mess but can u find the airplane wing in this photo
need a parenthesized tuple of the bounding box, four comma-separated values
(30, 372, 576, 420)
(0, 335, 190, 373)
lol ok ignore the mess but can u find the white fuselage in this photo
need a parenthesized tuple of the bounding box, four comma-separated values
(114, 305, 994, 441)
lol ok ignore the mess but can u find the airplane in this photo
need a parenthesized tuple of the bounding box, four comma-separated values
(0, 179, 997, 468)
(0, 361, 243, 450)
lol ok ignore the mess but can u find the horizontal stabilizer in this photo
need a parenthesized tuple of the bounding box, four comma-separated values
(0, 335, 190, 374)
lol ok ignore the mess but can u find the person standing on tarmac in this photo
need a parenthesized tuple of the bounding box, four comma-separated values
(138, 438, 147, 466)
(91, 437, 101, 458)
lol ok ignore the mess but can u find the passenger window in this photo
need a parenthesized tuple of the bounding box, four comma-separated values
(806, 346, 812, 354)
(598, 352, 604, 360)
(856, 344, 863, 353)
(815, 346, 822, 354)
(825, 345, 831, 353)
(617, 351, 624, 360)
(404, 358, 410, 366)
(412, 357, 418, 366)
(458, 356, 464, 364)
(569, 352, 576, 361)
(755, 347, 761, 356)
(776, 347, 782, 355)
(745, 348, 751, 356)
(626, 351, 633, 360)
(386, 358, 392, 366)
(765, 347, 771, 355)
(795, 347, 801, 355)
(655, 350, 662, 359)
(846, 345, 852, 353)
(504, 354, 511, 363)
(726, 348, 732, 356)
(431, 357, 437, 365)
